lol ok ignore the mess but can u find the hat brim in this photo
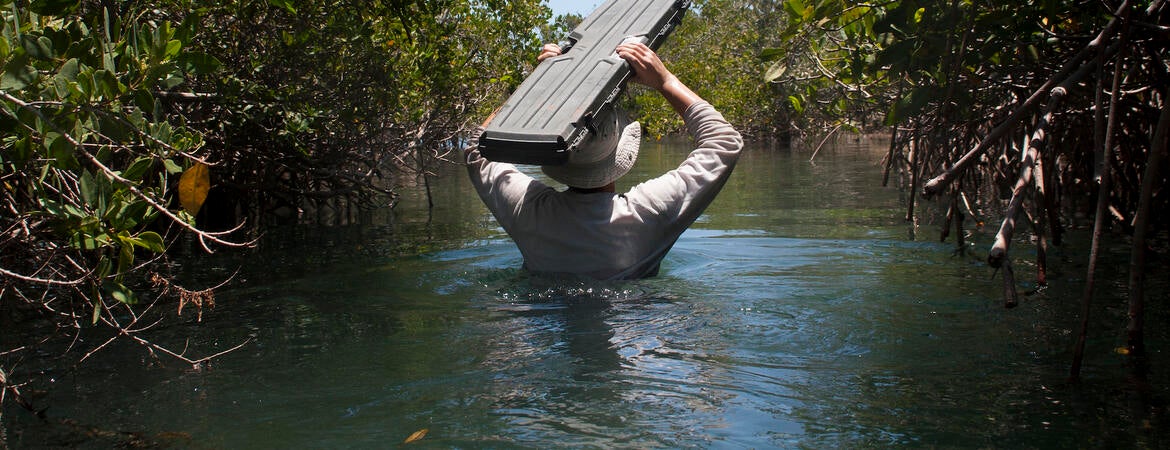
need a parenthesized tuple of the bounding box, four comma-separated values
(542, 121, 641, 189)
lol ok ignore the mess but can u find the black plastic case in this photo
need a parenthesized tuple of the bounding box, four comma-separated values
(478, 0, 690, 166)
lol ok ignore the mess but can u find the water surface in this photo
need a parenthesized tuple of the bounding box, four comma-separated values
(6, 136, 1167, 448)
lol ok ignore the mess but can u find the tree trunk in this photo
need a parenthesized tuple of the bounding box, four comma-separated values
(1126, 100, 1169, 353)
(1072, 24, 1129, 381)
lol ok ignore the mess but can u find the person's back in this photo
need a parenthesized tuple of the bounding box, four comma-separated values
(465, 42, 743, 279)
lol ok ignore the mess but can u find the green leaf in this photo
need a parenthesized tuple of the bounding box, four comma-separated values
(163, 158, 183, 174)
(267, 0, 297, 14)
(176, 52, 222, 74)
(21, 35, 54, 60)
(92, 295, 103, 325)
(53, 59, 81, 97)
(175, 12, 202, 44)
(784, 0, 809, 20)
(10, 137, 32, 165)
(45, 132, 80, 169)
(76, 68, 95, 98)
(96, 255, 113, 278)
(764, 62, 788, 83)
(58, 58, 80, 81)
(2, 55, 39, 91)
(885, 87, 934, 126)
(759, 47, 785, 62)
(116, 237, 134, 280)
(69, 231, 107, 250)
(93, 69, 121, 98)
(788, 95, 804, 115)
(97, 114, 130, 143)
(134, 89, 156, 112)
(29, 0, 81, 16)
(160, 74, 184, 90)
(135, 231, 166, 253)
(165, 40, 183, 60)
(123, 157, 154, 181)
(96, 146, 114, 164)
(103, 281, 138, 305)
(79, 169, 98, 205)
(113, 200, 151, 229)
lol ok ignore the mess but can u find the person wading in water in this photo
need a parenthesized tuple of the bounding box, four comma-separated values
(465, 42, 743, 279)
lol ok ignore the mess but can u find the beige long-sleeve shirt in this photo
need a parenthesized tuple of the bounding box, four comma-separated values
(466, 101, 743, 280)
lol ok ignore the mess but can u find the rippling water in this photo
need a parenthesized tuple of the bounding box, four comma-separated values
(5, 137, 1168, 448)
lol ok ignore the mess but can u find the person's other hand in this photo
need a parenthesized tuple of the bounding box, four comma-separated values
(617, 42, 700, 114)
(615, 42, 676, 92)
(537, 43, 562, 62)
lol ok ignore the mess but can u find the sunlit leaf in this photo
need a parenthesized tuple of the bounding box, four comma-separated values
(178, 162, 210, 215)
(163, 158, 183, 174)
(132, 231, 166, 253)
(164, 39, 183, 59)
(764, 62, 787, 83)
(788, 95, 804, 115)
(784, 0, 809, 20)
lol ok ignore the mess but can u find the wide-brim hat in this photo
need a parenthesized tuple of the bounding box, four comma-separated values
(542, 113, 641, 189)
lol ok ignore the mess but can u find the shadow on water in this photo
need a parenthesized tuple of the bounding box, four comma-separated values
(4, 137, 1168, 448)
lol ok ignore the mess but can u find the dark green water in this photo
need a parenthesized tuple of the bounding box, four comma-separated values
(5, 137, 1168, 448)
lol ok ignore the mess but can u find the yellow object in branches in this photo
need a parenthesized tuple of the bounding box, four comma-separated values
(179, 163, 210, 215)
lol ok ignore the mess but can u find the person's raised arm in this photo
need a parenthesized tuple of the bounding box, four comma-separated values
(615, 42, 701, 116)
